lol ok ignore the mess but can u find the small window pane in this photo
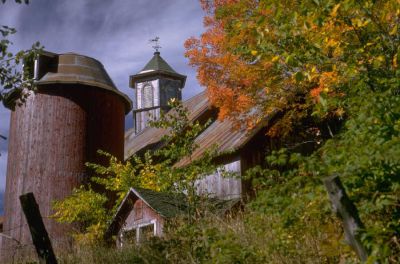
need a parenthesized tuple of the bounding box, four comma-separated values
(139, 224, 154, 243)
(123, 229, 136, 244)
(142, 84, 153, 108)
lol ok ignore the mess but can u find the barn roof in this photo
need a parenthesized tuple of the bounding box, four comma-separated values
(175, 119, 261, 167)
(124, 91, 211, 159)
(131, 188, 187, 218)
(124, 91, 272, 165)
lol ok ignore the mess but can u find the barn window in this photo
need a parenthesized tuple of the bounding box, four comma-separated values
(137, 223, 155, 243)
(142, 83, 153, 108)
(120, 220, 156, 246)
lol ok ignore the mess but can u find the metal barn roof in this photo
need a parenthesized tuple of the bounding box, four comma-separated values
(124, 91, 269, 165)
(124, 91, 211, 159)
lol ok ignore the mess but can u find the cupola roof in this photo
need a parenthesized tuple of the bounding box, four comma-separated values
(140, 51, 177, 74)
(129, 52, 186, 88)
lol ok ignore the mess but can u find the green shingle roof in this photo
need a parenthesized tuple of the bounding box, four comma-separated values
(133, 188, 187, 218)
(140, 52, 177, 74)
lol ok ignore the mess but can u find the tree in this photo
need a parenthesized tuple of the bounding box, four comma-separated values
(186, 0, 400, 262)
(0, 0, 41, 110)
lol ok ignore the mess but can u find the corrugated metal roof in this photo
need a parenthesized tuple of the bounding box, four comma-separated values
(124, 91, 211, 159)
(175, 119, 260, 167)
(125, 91, 269, 166)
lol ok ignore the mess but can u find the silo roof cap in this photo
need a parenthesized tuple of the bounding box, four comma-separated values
(35, 52, 132, 113)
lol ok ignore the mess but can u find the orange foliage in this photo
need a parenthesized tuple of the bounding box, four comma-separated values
(186, 0, 400, 136)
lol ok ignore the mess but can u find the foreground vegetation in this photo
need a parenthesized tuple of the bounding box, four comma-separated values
(58, 211, 355, 264)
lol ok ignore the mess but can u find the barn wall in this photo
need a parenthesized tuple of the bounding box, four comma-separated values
(195, 158, 242, 199)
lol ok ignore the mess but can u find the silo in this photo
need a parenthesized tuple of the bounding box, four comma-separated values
(0, 52, 132, 262)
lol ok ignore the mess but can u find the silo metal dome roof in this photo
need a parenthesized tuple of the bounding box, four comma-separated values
(35, 52, 132, 113)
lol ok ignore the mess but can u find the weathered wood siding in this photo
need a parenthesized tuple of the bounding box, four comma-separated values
(1, 86, 126, 262)
(195, 158, 242, 199)
(117, 199, 164, 247)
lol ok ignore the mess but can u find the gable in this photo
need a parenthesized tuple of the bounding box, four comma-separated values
(104, 188, 187, 241)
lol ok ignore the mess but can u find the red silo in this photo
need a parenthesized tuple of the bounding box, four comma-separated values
(0, 51, 132, 262)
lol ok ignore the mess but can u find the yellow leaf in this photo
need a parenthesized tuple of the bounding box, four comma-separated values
(251, 50, 258, 56)
(393, 54, 398, 68)
(390, 25, 397, 36)
(330, 3, 340, 17)
(271, 55, 279, 62)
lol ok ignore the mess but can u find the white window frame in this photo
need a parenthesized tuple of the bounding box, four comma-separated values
(120, 219, 157, 246)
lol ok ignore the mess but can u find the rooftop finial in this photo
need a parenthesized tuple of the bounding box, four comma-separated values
(150, 36, 161, 53)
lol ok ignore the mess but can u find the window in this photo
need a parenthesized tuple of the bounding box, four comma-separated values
(142, 83, 153, 108)
(120, 220, 156, 246)
(138, 223, 154, 243)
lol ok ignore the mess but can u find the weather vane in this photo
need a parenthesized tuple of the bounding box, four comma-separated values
(150, 36, 161, 52)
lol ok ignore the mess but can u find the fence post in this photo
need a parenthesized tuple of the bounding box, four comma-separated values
(323, 175, 369, 262)
(19, 192, 58, 264)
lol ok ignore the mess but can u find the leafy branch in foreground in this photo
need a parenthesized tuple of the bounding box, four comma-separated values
(1, 0, 42, 110)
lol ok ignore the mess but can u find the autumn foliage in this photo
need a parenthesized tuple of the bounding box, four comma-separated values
(185, 0, 400, 136)
(186, 0, 400, 262)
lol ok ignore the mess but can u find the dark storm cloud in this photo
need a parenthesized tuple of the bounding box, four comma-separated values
(0, 0, 206, 191)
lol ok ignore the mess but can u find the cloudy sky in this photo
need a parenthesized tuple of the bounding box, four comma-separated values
(0, 0, 205, 204)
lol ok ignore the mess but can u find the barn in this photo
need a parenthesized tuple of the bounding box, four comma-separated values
(124, 51, 274, 201)
(104, 188, 241, 247)
(103, 51, 274, 242)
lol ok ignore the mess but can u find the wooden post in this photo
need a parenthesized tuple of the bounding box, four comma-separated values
(323, 175, 369, 262)
(19, 192, 58, 264)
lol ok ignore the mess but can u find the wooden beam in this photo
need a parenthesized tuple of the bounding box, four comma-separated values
(19, 192, 58, 264)
(323, 175, 369, 262)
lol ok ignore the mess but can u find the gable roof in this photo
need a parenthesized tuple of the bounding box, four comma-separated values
(132, 188, 187, 218)
(104, 187, 187, 240)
